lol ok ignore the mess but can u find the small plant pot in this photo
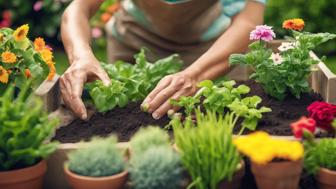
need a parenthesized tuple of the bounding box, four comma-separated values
(251, 159, 303, 189)
(0, 160, 47, 189)
(64, 166, 128, 189)
(316, 167, 336, 189)
(218, 161, 245, 189)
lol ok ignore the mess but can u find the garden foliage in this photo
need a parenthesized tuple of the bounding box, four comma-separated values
(0, 84, 58, 171)
(129, 126, 183, 189)
(67, 136, 125, 177)
(172, 110, 241, 189)
(171, 80, 271, 133)
(304, 139, 336, 174)
(230, 21, 336, 100)
(87, 49, 182, 112)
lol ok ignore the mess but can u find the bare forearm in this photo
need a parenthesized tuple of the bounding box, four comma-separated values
(61, 0, 103, 63)
(184, 1, 265, 82)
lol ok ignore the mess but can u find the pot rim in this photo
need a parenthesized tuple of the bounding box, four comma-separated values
(320, 167, 336, 175)
(0, 159, 46, 175)
(64, 165, 128, 181)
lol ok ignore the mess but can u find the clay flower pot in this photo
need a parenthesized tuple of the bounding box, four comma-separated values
(64, 166, 128, 189)
(0, 160, 47, 189)
(218, 161, 245, 189)
(251, 159, 303, 189)
(316, 167, 336, 189)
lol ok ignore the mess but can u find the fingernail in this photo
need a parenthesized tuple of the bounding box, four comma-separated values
(152, 113, 160, 120)
(81, 113, 88, 120)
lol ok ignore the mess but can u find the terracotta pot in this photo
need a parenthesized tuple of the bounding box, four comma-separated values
(251, 159, 303, 189)
(64, 166, 128, 189)
(218, 161, 245, 189)
(316, 167, 336, 189)
(0, 160, 47, 189)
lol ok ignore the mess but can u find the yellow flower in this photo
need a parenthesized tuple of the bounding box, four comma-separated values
(282, 18, 305, 31)
(0, 66, 9, 84)
(13, 24, 29, 42)
(40, 48, 53, 63)
(34, 37, 46, 51)
(0, 33, 4, 42)
(1, 51, 17, 64)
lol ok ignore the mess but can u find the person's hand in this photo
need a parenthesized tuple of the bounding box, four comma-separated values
(142, 71, 199, 119)
(60, 54, 111, 120)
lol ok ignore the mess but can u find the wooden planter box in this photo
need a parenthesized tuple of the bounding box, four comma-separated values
(35, 74, 60, 112)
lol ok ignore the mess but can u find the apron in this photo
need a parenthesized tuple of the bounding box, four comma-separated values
(106, 0, 222, 65)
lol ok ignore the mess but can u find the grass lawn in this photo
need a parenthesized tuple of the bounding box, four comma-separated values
(54, 46, 107, 75)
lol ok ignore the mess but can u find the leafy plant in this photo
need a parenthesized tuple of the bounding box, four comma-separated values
(129, 146, 183, 189)
(67, 136, 125, 177)
(130, 126, 170, 156)
(0, 84, 58, 171)
(172, 110, 242, 189)
(170, 80, 271, 133)
(87, 49, 182, 112)
(229, 22, 336, 100)
(0, 25, 56, 91)
(304, 139, 336, 175)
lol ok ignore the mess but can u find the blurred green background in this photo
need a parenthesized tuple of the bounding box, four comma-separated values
(1, 0, 335, 74)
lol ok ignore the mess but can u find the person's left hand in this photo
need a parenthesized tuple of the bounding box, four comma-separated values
(142, 71, 199, 119)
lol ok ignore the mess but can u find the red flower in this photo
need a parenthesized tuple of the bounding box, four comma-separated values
(291, 116, 316, 139)
(307, 101, 336, 131)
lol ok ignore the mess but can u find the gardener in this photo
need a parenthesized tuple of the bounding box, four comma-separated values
(60, 0, 266, 120)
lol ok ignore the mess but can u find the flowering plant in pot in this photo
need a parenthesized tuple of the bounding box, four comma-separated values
(0, 84, 59, 189)
(129, 126, 184, 189)
(64, 136, 128, 189)
(234, 131, 304, 189)
(171, 110, 243, 189)
(291, 114, 336, 189)
(229, 19, 336, 100)
(0, 24, 56, 91)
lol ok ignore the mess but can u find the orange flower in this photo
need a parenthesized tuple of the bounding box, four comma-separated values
(25, 68, 32, 78)
(101, 13, 112, 23)
(282, 18, 305, 31)
(0, 66, 9, 84)
(46, 61, 56, 80)
(40, 48, 53, 63)
(34, 37, 46, 51)
(13, 24, 29, 41)
(1, 51, 17, 63)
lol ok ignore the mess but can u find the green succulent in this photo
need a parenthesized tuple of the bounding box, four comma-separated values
(67, 136, 125, 177)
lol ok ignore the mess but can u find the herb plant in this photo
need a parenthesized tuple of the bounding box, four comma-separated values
(170, 80, 271, 133)
(0, 84, 58, 171)
(67, 136, 125, 177)
(172, 110, 241, 189)
(304, 139, 336, 174)
(229, 19, 336, 100)
(87, 49, 182, 112)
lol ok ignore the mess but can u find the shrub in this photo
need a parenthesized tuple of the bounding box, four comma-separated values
(172, 110, 241, 189)
(0, 84, 58, 171)
(129, 146, 183, 189)
(130, 126, 170, 156)
(67, 136, 125, 177)
(304, 139, 336, 174)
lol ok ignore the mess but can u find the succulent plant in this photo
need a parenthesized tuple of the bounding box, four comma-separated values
(129, 146, 183, 189)
(67, 136, 125, 177)
(130, 126, 170, 156)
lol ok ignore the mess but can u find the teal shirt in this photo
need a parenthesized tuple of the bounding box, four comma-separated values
(115, 0, 267, 41)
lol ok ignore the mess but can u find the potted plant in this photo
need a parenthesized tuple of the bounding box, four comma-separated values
(129, 126, 184, 189)
(290, 111, 336, 189)
(171, 110, 244, 189)
(229, 19, 336, 101)
(234, 131, 304, 189)
(64, 136, 128, 189)
(0, 84, 59, 189)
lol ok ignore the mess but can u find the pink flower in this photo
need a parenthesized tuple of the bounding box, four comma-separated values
(270, 53, 283, 65)
(33, 1, 43, 12)
(91, 27, 103, 39)
(307, 101, 336, 131)
(291, 116, 316, 139)
(250, 25, 276, 42)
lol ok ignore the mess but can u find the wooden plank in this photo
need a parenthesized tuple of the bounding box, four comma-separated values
(35, 74, 60, 112)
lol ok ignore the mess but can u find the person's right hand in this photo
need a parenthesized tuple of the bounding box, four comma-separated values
(60, 54, 111, 120)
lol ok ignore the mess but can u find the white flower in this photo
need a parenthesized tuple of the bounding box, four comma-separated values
(278, 42, 297, 52)
(270, 53, 284, 65)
